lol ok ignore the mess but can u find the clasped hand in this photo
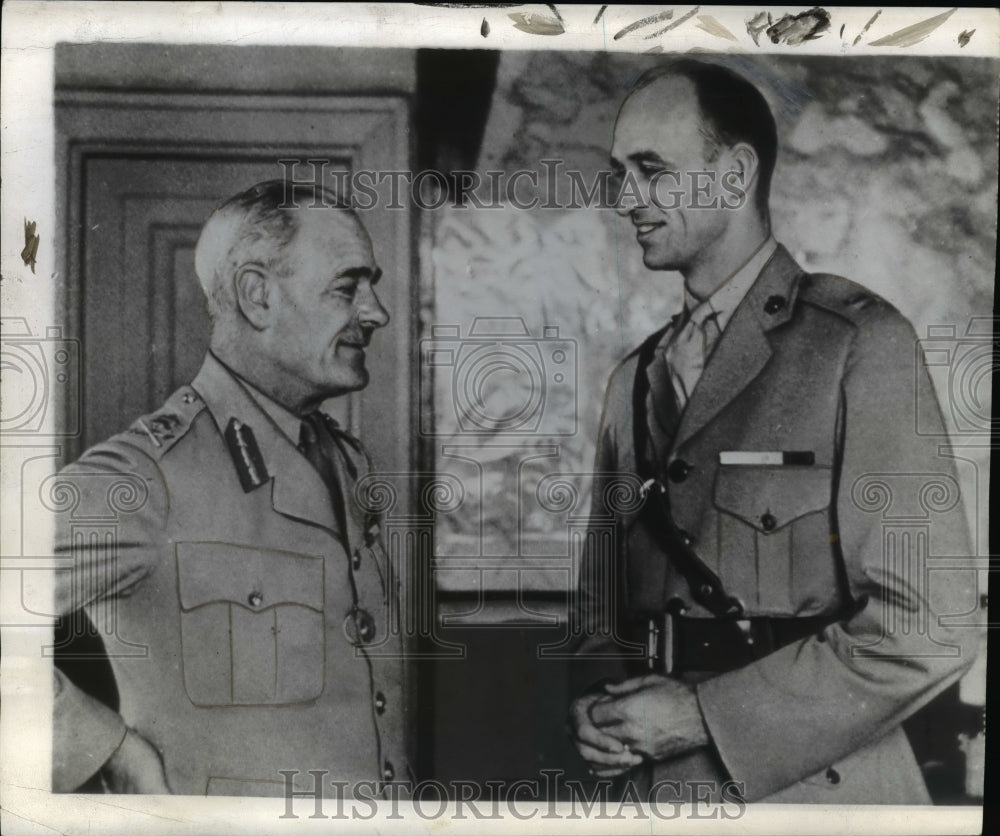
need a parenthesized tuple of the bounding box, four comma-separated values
(568, 674, 709, 778)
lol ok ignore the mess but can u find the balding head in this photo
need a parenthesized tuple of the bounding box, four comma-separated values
(611, 60, 775, 294)
(194, 180, 357, 323)
(621, 60, 778, 215)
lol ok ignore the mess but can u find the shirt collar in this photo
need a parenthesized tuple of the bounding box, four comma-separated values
(684, 235, 778, 333)
(208, 352, 304, 444)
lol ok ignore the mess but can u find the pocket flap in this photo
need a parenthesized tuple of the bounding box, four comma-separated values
(713, 466, 831, 533)
(176, 542, 324, 612)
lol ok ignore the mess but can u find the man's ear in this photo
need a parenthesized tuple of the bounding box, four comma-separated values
(233, 263, 271, 330)
(727, 142, 760, 198)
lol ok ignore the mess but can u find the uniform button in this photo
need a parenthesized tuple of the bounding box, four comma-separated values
(343, 608, 377, 645)
(677, 528, 695, 547)
(374, 691, 387, 715)
(760, 512, 777, 532)
(352, 549, 362, 571)
(248, 591, 263, 608)
(699, 583, 714, 598)
(666, 597, 688, 615)
(668, 459, 692, 483)
(383, 761, 394, 781)
(825, 767, 840, 785)
(764, 295, 786, 314)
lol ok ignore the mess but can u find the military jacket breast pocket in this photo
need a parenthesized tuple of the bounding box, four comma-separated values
(175, 543, 325, 706)
(712, 466, 833, 614)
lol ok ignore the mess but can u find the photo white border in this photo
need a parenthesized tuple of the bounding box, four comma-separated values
(2, 4, 996, 834)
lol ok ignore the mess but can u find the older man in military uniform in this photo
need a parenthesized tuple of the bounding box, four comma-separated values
(568, 60, 977, 803)
(51, 180, 405, 797)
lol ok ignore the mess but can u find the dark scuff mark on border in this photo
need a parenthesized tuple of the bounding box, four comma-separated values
(21, 219, 39, 273)
(613, 9, 673, 41)
(958, 29, 975, 47)
(746, 11, 769, 46)
(481, 17, 490, 37)
(766, 7, 831, 46)
(852, 9, 882, 46)
(645, 5, 701, 39)
(545, 3, 563, 25)
(869, 8, 957, 47)
(508, 11, 564, 35)
(593, 5, 608, 25)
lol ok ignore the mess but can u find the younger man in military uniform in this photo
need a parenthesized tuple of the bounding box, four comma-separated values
(569, 61, 977, 804)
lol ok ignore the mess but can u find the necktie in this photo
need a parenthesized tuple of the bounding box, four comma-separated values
(298, 412, 351, 536)
(644, 320, 683, 456)
(665, 306, 721, 410)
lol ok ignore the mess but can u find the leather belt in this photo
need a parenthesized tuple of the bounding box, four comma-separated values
(647, 612, 834, 675)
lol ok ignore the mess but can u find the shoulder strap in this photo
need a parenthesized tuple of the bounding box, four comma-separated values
(631, 326, 744, 618)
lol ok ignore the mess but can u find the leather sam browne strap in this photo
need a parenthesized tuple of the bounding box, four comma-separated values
(631, 327, 745, 618)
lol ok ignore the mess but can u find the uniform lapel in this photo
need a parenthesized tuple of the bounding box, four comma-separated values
(270, 433, 343, 537)
(191, 354, 341, 536)
(672, 246, 803, 452)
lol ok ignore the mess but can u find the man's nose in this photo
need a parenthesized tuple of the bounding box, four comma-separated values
(614, 194, 635, 217)
(614, 179, 643, 217)
(357, 283, 390, 329)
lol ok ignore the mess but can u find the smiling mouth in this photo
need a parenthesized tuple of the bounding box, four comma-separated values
(633, 221, 664, 237)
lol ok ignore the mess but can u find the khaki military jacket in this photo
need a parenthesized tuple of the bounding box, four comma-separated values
(575, 245, 978, 803)
(52, 353, 408, 796)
